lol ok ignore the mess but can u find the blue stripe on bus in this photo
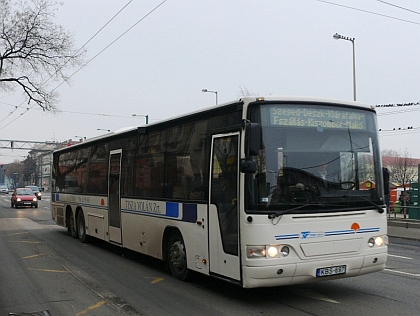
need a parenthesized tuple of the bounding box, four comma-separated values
(54, 195, 198, 223)
(275, 234, 300, 240)
(356, 227, 380, 233)
(182, 204, 197, 223)
(165, 202, 179, 218)
(275, 227, 381, 240)
(324, 230, 355, 236)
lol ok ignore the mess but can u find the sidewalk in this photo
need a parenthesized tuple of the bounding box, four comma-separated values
(387, 211, 420, 240)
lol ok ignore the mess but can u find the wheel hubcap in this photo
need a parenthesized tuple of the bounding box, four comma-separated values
(170, 240, 186, 270)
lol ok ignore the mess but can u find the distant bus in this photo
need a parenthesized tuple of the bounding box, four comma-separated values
(51, 96, 387, 288)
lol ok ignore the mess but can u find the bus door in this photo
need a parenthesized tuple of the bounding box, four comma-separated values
(108, 150, 122, 244)
(209, 133, 241, 281)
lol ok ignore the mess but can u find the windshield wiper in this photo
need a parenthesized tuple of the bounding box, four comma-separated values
(343, 195, 385, 214)
(268, 203, 325, 219)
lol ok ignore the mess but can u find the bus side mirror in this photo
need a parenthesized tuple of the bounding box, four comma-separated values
(240, 159, 257, 173)
(246, 122, 261, 156)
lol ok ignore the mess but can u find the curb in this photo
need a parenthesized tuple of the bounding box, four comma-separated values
(387, 219, 420, 240)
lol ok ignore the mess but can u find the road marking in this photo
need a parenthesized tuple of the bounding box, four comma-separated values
(384, 268, 420, 278)
(9, 240, 42, 244)
(5, 232, 29, 236)
(28, 268, 69, 273)
(76, 300, 106, 316)
(0, 218, 50, 230)
(23, 254, 41, 259)
(63, 265, 142, 315)
(296, 289, 339, 304)
(146, 277, 164, 284)
(388, 254, 413, 260)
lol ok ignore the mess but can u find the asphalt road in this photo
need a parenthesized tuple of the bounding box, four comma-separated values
(0, 193, 419, 315)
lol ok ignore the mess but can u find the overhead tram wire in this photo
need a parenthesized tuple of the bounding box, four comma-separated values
(377, 107, 420, 117)
(0, 0, 140, 130)
(379, 128, 420, 137)
(42, 0, 135, 88)
(377, 0, 420, 15)
(376, 102, 420, 114)
(315, 0, 420, 26)
(315, 1, 420, 141)
(1, 0, 168, 131)
(51, 0, 168, 93)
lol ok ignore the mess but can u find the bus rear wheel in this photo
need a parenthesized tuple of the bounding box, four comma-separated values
(68, 211, 78, 238)
(77, 210, 89, 243)
(168, 232, 190, 281)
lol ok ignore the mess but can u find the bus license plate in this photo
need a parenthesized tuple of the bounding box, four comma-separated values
(316, 265, 346, 277)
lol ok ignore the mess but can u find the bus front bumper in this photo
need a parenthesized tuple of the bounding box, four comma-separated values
(241, 252, 387, 288)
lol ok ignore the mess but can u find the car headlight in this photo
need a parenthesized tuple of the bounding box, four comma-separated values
(33, 197, 37, 202)
(17, 198, 21, 202)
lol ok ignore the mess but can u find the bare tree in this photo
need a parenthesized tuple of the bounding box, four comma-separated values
(237, 85, 272, 98)
(4, 159, 24, 188)
(0, 0, 84, 111)
(238, 85, 255, 97)
(382, 149, 417, 217)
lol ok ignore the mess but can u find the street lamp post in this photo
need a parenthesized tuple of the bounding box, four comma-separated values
(202, 89, 218, 105)
(132, 114, 149, 124)
(333, 33, 356, 101)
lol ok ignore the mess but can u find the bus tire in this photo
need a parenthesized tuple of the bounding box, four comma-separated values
(77, 210, 89, 243)
(68, 211, 78, 238)
(168, 231, 190, 281)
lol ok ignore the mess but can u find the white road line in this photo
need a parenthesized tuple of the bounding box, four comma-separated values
(388, 254, 413, 260)
(295, 289, 339, 304)
(384, 268, 420, 278)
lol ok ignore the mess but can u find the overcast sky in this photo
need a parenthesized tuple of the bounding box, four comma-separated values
(1, 0, 420, 164)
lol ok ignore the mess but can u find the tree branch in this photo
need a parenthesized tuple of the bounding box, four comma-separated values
(0, 0, 85, 110)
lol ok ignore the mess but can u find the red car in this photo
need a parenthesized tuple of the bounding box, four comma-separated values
(11, 188, 38, 208)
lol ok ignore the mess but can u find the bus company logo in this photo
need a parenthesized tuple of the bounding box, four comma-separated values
(77, 196, 90, 203)
(301, 231, 325, 239)
(125, 200, 162, 214)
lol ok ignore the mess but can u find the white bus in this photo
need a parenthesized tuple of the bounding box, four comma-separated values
(51, 96, 388, 288)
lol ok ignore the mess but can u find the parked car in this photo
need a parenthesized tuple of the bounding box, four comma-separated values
(0, 185, 8, 194)
(11, 188, 38, 208)
(25, 185, 42, 200)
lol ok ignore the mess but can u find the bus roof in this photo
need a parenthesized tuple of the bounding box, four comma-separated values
(54, 96, 375, 154)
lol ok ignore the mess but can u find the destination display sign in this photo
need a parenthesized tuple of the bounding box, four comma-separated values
(270, 106, 367, 130)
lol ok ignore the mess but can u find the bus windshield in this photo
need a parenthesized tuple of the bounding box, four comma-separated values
(247, 101, 384, 214)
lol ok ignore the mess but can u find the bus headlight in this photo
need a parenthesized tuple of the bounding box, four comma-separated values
(368, 235, 387, 247)
(247, 246, 266, 258)
(247, 245, 290, 258)
(267, 246, 278, 258)
(280, 246, 290, 257)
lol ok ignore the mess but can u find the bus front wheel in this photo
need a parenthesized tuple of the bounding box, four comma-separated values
(168, 231, 190, 281)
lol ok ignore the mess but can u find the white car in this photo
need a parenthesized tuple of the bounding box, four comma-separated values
(0, 185, 9, 194)
(25, 185, 42, 200)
